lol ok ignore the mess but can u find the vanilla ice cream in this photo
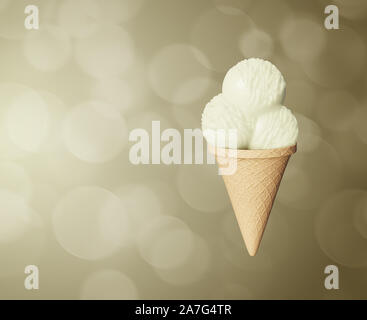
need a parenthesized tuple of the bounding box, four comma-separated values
(249, 106, 298, 149)
(201, 93, 253, 149)
(222, 58, 286, 116)
(201, 58, 298, 150)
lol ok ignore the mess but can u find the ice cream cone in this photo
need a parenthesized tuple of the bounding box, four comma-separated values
(210, 144, 297, 256)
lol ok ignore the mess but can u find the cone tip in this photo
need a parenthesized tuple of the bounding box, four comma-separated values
(245, 241, 260, 256)
(247, 248, 258, 257)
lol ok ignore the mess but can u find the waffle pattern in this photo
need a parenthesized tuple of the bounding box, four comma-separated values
(216, 150, 294, 256)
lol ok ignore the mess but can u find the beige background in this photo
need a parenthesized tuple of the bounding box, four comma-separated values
(0, 0, 366, 299)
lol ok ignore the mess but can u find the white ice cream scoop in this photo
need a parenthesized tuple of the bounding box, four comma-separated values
(201, 93, 253, 149)
(202, 58, 297, 150)
(222, 58, 286, 117)
(249, 106, 298, 149)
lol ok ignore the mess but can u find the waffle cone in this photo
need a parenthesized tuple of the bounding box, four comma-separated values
(211, 144, 297, 256)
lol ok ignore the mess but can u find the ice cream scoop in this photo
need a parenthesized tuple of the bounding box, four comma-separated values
(201, 93, 253, 149)
(201, 58, 297, 150)
(222, 58, 286, 117)
(249, 106, 298, 149)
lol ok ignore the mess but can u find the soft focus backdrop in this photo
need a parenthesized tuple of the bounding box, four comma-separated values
(0, 0, 366, 299)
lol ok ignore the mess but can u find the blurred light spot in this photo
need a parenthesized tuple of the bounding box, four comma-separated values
(330, 130, 367, 175)
(270, 55, 303, 83)
(155, 235, 210, 285)
(0, 162, 32, 199)
(91, 77, 135, 115)
(354, 197, 367, 240)
(137, 216, 194, 269)
(0, 0, 28, 39)
(58, 0, 144, 38)
(0, 190, 37, 243)
(75, 25, 134, 78)
(239, 27, 274, 59)
(81, 270, 138, 299)
(148, 44, 211, 105)
(0, 84, 37, 159)
(280, 18, 326, 62)
(114, 183, 162, 244)
(98, 195, 131, 249)
(126, 110, 173, 132)
(191, 8, 254, 72)
(248, 0, 292, 35)
(215, 6, 244, 15)
(93, 0, 145, 23)
(40, 0, 59, 22)
(172, 106, 200, 129)
(353, 105, 367, 145)
(29, 148, 100, 189)
(170, 78, 220, 128)
(302, 27, 366, 88)
(277, 164, 311, 209)
(37, 91, 66, 153)
(24, 25, 71, 71)
(316, 189, 367, 267)
(173, 77, 212, 106)
(6, 90, 50, 153)
(0, 212, 45, 277)
(285, 80, 316, 116)
(57, 0, 99, 38)
(53, 186, 125, 260)
(144, 180, 181, 217)
(30, 183, 60, 220)
(316, 91, 359, 132)
(91, 58, 148, 117)
(213, 0, 253, 14)
(63, 101, 127, 163)
(294, 113, 322, 153)
(176, 164, 230, 213)
(332, 0, 367, 20)
(278, 139, 341, 210)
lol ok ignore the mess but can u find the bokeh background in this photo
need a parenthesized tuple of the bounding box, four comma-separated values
(0, 0, 366, 299)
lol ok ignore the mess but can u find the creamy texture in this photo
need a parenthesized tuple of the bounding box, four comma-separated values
(222, 58, 286, 116)
(201, 58, 298, 150)
(249, 106, 298, 149)
(202, 94, 253, 148)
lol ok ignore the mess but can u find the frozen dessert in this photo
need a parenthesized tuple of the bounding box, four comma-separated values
(201, 93, 253, 149)
(202, 58, 298, 149)
(249, 106, 298, 149)
(201, 58, 298, 256)
(222, 58, 286, 116)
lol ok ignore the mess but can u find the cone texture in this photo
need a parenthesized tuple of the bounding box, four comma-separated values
(212, 145, 296, 256)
